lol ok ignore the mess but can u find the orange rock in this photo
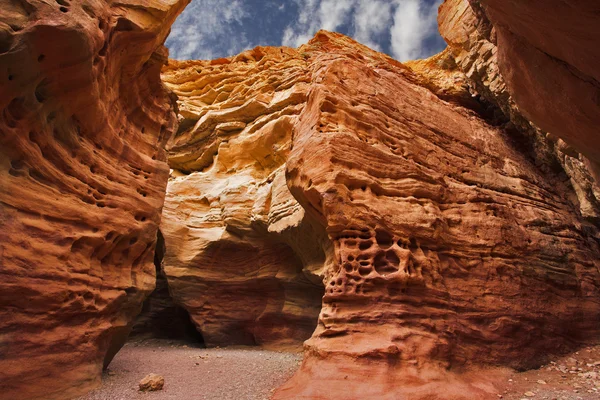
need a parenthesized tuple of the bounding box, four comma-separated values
(160, 31, 600, 399)
(453, 0, 600, 175)
(404, 47, 482, 112)
(160, 47, 327, 350)
(282, 32, 599, 399)
(139, 373, 164, 392)
(0, 0, 188, 399)
(438, 0, 600, 220)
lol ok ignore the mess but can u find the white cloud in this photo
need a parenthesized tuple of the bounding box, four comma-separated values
(166, 0, 252, 60)
(166, 0, 444, 62)
(390, 0, 440, 60)
(280, 0, 443, 61)
(318, 0, 354, 31)
(354, 0, 393, 51)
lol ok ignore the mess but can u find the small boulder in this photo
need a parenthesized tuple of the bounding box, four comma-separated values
(139, 373, 165, 392)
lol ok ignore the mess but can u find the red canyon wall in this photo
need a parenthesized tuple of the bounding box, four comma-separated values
(0, 1, 187, 399)
(273, 31, 600, 400)
(437, 0, 600, 222)
(160, 31, 600, 399)
(448, 0, 600, 179)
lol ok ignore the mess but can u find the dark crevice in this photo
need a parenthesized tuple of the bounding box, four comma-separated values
(130, 230, 205, 345)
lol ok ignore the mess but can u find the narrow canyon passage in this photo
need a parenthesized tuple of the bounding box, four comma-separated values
(92, 228, 312, 399)
(1, 0, 599, 399)
(129, 231, 205, 344)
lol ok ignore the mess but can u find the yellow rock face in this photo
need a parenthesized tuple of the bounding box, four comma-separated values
(160, 47, 328, 350)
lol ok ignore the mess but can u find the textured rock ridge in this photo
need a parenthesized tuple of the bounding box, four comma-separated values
(280, 32, 600, 399)
(160, 49, 327, 350)
(0, 1, 187, 399)
(437, 0, 600, 222)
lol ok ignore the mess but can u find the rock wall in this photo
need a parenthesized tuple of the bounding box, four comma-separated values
(0, 1, 187, 399)
(449, 0, 600, 178)
(276, 32, 599, 399)
(160, 49, 328, 350)
(159, 31, 600, 399)
(437, 0, 600, 221)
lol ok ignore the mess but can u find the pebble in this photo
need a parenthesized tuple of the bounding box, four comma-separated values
(138, 373, 164, 392)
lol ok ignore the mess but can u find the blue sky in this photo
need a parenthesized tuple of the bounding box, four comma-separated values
(166, 0, 446, 62)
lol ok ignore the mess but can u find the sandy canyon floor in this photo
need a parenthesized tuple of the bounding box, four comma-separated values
(77, 339, 301, 400)
(79, 340, 600, 400)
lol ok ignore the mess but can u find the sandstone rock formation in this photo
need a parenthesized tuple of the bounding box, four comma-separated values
(159, 50, 328, 350)
(2, 0, 599, 397)
(158, 31, 600, 399)
(284, 32, 599, 398)
(437, 0, 600, 222)
(0, 1, 187, 399)
(440, 0, 600, 180)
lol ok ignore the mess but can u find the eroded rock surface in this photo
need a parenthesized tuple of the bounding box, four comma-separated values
(278, 32, 599, 399)
(444, 0, 600, 178)
(0, 1, 187, 399)
(437, 0, 600, 221)
(160, 49, 328, 350)
(159, 31, 600, 399)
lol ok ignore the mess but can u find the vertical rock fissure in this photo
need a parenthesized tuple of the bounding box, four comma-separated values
(130, 230, 205, 344)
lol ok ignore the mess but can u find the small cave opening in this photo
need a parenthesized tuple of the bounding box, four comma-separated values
(129, 230, 205, 345)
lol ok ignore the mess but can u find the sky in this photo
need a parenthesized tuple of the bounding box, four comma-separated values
(165, 0, 446, 62)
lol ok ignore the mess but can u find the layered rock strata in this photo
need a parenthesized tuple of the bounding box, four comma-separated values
(162, 31, 600, 399)
(440, 0, 600, 179)
(0, 1, 187, 399)
(160, 50, 328, 350)
(276, 32, 600, 399)
(437, 0, 600, 222)
(480, 0, 600, 170)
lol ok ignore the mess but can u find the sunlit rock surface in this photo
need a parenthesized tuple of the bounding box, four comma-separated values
(0, 1, 188, 398)
(274, 31, 600, 400)
(161, 31, 600, 399)
(160, 49, 328, 350)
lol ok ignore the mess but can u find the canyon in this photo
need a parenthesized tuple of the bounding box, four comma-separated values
(1, 0, 599, 399)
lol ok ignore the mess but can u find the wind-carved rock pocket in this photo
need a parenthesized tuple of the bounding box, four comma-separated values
(328, 228, 425, 297)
